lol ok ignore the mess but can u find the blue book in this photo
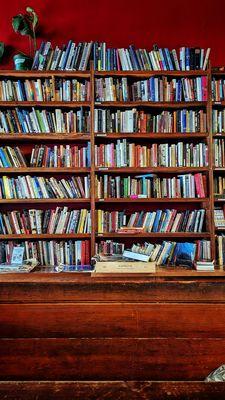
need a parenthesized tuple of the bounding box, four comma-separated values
(128, 45, 140, 70)
(33, 177, 43, 198)
(159, 48, 167, 70)
(86, 142, 91, 167)
(152, 210, 162, 232)
(0, 148, 10, 167)
(61, 40, 73, 70)
(173, 242, 196, 267)
(150, 77, 155, 101)
(0, 214, 5, 234)
(16, 109, 26, 133)
(185, 48, 190, 71)
(136, 211, 144, 227)
(17, 80, 27, 101)
(165, 48, 173, 70)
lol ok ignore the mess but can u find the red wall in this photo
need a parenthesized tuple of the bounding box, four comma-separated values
(1, 0, 225, 68)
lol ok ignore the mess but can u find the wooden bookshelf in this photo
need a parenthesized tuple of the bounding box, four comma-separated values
(0, 65, 216, 270)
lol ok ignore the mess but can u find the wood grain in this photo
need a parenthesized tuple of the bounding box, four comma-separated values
(1, 277, 225, 302)
(0, 338, 224, 380)
(0, 381, 224, 400)
(0, 303, 225, 338)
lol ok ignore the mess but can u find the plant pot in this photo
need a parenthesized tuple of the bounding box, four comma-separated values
(13, 54, 33, 70)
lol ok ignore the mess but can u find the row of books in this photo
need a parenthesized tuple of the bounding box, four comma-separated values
(212, 79, 225, 101)
(93, 43, 210, 71)
(214, 139, 225, 167)
(96, 239, 211, 266)
(95, 173, 207, 199)
(214, 208, 225, 228)
(97, 209, 206, 233)
(32, 41, 211, 71)
(0, 108, 91, 134)
(94, 109, 207, 133)
(0, 146, 26, 168)
(0, 108, 208, 135)
(95, 77, 208, 102)
(0, 208, 91, 235)
(0, 144, 91, 168)
(0, 240, 90, 266)
(32, 41, 93, 71)
(214, 176, 225, 197)
(97, 240, 125, 256)
(212, 110, 225, 133)
(0, 78, 91, 102)
(30, 144, 91, 168)
(0, 175, 90, 199)
(218, 235, 225, 267)
(95, 141, 208, 168)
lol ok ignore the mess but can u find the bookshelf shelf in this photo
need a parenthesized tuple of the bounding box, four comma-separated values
(96, 198, 209, 203)
(0, 234, 91, 240)
(0, 134, 90, 141)
(96, 232, 211, 238)
(0, 70, 91, 78)
(95, 133, 208, 140)
(212, 101, 225, 106)
(95, 167, 209, 173)
(0, 168, 91, 174)
(213, 168, 225, 172)
(94, 101, 207, 108)
(0, 101, 91, 108)
(95, 70, 209, 77)
(213, 134, 225, 138)
(0, 199, 90, 204)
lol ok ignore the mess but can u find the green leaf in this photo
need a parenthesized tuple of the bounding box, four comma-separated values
(12, 15, 33, 37)
(26, 7, 38, 29)
(0, 42, 4, 59)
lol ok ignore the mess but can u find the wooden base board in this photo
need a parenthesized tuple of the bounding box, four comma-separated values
(0, 381, 224, 400)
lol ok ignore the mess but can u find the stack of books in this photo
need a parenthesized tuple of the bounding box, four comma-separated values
(195, 260, 214, 271)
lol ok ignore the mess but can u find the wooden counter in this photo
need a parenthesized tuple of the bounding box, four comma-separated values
(0, 270, 225, 398)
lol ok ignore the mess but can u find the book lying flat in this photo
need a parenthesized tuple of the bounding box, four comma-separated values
(93, 261, 156, 274)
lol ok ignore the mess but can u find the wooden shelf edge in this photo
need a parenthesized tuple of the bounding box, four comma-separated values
(96, 233, 211, 238)
(0, 234, 91, 239)
(96, 198, 209, 203)
(0, 168, 91, 173)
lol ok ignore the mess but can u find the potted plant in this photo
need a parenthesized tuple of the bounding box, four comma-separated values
(12, 7, 38, 70)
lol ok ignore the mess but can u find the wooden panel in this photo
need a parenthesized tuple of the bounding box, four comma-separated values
(0, 381, 225, 400)
(1, 278, 225, 302)
(0, 338, 225, 380)
(0, 303, 225, 338)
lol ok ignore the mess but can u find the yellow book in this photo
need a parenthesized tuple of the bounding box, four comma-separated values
(77, 209, 87, 233)
(2, 176, 11, 198)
